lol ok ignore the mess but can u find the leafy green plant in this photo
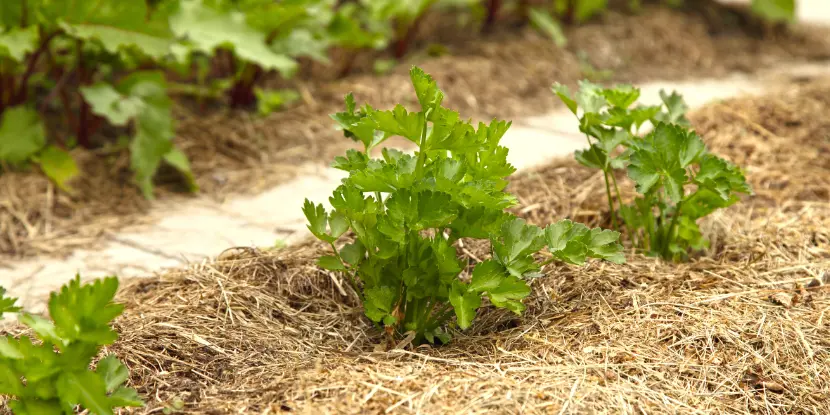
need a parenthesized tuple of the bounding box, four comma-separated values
(305, 66, 623, 345)
(363, 0, 480, 58)
(169, 0, 335, 108)
(0, 277, 143, 414)
(0, 0, 194, 198)
(553, 81, 752, 261)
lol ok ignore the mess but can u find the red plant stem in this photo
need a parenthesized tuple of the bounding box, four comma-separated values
(39, 65, 75, 114)
(518, 0, 530, 22)
(14, 30, 60, 105)
(394, 15, 426, 59)
(228, 64, 263, 108)
(564, 0, 576, 24)
(58, 86, 77, 135)
(338, 51, 357, 78)
(484, 0, 501, 31)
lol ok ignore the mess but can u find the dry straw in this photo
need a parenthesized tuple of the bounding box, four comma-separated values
(90, 80, 830, 414)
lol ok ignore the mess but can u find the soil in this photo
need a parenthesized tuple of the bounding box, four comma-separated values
(2, 2, 830, 261)
(71, 79, 830, 414)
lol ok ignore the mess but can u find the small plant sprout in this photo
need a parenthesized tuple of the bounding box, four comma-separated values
(553, 81, 752, 261)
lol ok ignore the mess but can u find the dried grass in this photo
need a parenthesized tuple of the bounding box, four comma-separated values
(96, 83, 830, 414)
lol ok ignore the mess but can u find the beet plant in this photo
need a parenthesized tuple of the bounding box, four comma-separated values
(305, 67, 624, 345)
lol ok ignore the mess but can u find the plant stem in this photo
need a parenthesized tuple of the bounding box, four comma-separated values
(603, 170, 618, 230)
(662, 200, 683, 260)
(414, 112, 429, 178)
(329, 242, 362, 301)
(14, 30, 60, 105)
(483, 0, 501, 32)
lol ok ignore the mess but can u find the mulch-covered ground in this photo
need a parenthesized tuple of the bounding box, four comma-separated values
(2, 2, 830, 261)
(81, 75, 830, 414)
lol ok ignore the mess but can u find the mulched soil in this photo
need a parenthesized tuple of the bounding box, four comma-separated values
(29, 72, 823, 414)
(2, 2, 830, 262)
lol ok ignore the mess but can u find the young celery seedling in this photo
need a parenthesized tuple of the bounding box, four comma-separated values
(305, 66, 624, 346)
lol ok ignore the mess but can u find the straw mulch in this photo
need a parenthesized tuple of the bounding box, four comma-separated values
(94, 81, 830, 414)
(3, 2, 830, 262)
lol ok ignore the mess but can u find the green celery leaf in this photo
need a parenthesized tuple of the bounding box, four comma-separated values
(317, 255, 345, 271)
(486, 275, 530, 314)
(574, 144, 608, 170)
(303, 200, 335, 243)
(449, 282, 480, 330)
(0, 337, 23, 359)
(364, 286, 397, 323)
(339, 241, 366, 266)
(575, 80, 607, 114)
(56, 371, 113, 415)
(410, 66, 444, 115)
(627, 123, 705, 202)
(0, 287, 20, 316)
(693, 154, 752, 201)
(109, 386, 144, 407)
(48, 276, 123, 345)
(95, 355, 129, 393)
(654, 90, 690, 125)
(370, 105, 423, 144)
(601, 84, 640, 109)
(329, 212, 350, 239)
(468, 260, 507, 293)
(552, 83, 577, 115)
(332, 149, 369, 172)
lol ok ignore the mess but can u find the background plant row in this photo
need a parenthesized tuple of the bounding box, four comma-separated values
(0, 0, 796, 198)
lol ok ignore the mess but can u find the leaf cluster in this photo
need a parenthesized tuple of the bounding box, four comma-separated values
(306, 66, 623, 345)
(0, 277, 143, 414)
(553, 81, 752, 261)
(0, 0, 195, 198)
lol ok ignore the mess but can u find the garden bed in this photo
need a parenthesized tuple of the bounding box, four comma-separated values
(99, 78, 830, 414)
(2, 3, 830, 261)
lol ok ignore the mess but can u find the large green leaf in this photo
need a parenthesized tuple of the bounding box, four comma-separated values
(118, 72, 178, 199)
(170, 0, 297, 76)
(0, 106, 46, 164)
(80, 83, 144, 126)
(53, 0, 174, 58)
